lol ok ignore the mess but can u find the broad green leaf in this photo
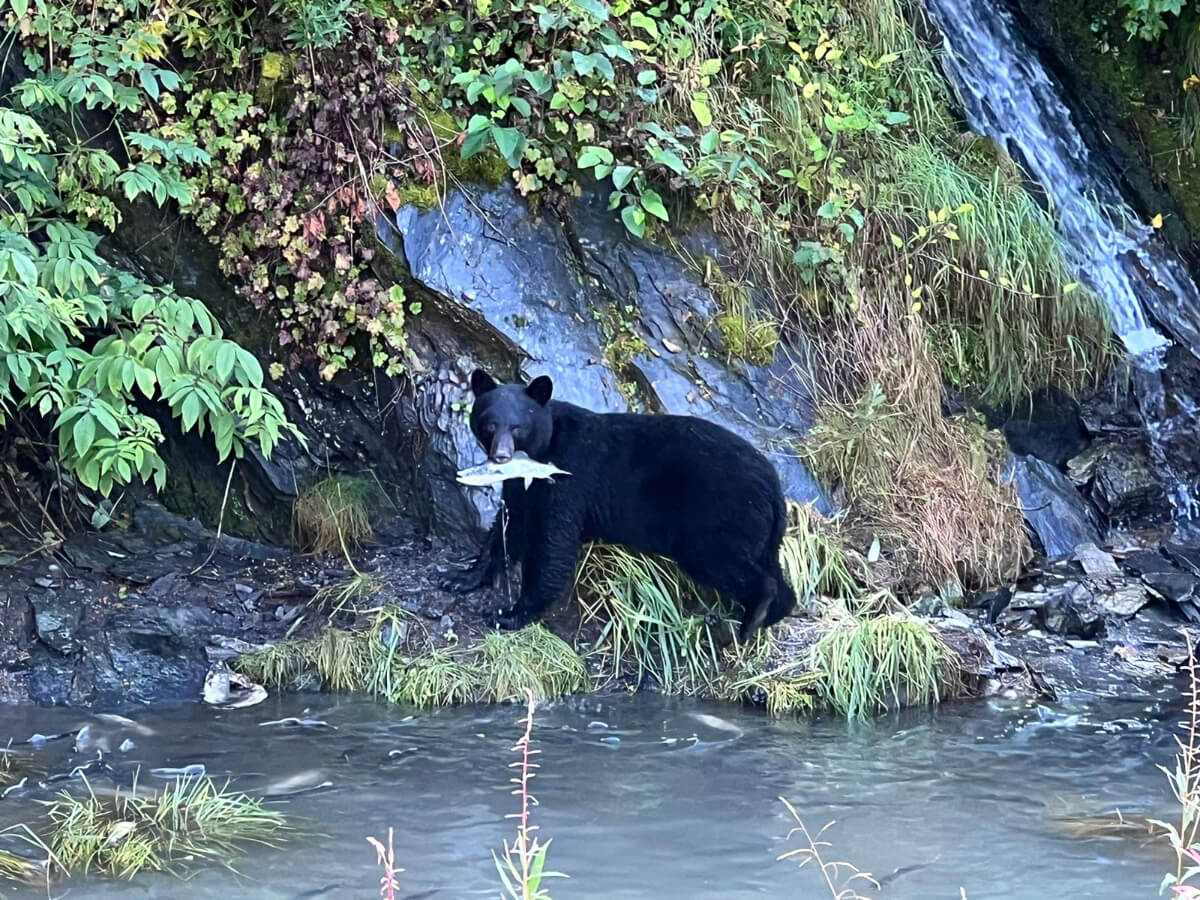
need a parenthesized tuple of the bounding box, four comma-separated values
(620, 204, 646, 238)
(73, 414, 96, 457)
(490, 126, 525, 167)
(640, 188, 668, 221)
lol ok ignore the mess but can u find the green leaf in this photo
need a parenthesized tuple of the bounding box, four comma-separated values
(576, 145, 614, 169)
(629, 11, 659, 37)
(698, 58, 722, 77)
(490, 126, 525, 167)
(640, 188, 669, 221)
(180, 392, 201, 431)
(699, 129, 719, 154)
(523, 70, 552, 95)
(571, 51, 595, 77)
(620, 204, 646, 238)
(215, 343, 236, 383)
(636, 70, 658, 86)
(138, 67, 159, 101)
(73, 414, 96, 458)
(651, 147, 688, 176)
(611, 165, 636, 190)
(690, 93, 713, 127)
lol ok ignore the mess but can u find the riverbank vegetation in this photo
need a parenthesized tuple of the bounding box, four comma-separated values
(0, 0, 1121, 719)
(237, 500, 959, 720)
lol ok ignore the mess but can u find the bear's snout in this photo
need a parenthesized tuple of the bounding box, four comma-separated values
(489, 430, 514, 463)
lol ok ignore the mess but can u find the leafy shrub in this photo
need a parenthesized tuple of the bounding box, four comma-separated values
(0, 1, 293, 497)
(1117, 0, 1188, 40)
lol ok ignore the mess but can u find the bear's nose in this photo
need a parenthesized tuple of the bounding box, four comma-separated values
(489, 431, 514, 464)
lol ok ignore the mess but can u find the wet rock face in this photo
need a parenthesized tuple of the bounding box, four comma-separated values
(1067, 440, 1167, 525)
(1004, 454, 1102, 558)
(383, 184, 829, 539)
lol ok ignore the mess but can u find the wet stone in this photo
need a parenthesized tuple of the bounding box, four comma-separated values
(30, 592, 83, 654)
(1069, 441, 1167, 524)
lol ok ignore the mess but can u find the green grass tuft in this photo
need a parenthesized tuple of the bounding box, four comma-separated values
(48, 775, 286, 880)
(809, 613, 956, 719)
(480, 626, 591, 703)
(884, 139, 1113, 403)
(574, 543, 731, 692)
(294, 475, 375, 554)
(777, 501, 859, 607)
(236, 614, 588, 707)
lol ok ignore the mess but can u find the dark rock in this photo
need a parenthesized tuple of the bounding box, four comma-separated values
(996, 387, 1089, 467)
(1068, 441, 1167, 524)
(1165, 541, 1200, 578)
(1141, 570, 1200, 622)
(1121, 549, 1177, 578)
(146, 572, 180, 601)
(1004, 455, 1102, 557)
(30, 591, 84, 654)
(73, 604, 217, 708)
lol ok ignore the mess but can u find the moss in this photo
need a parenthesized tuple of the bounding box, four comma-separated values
(697, 257, 779, 367)
(387, 96, 512, 189)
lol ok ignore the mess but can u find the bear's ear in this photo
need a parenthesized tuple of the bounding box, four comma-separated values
(525, 375, 553, 406)
(470, 369, 498, 396)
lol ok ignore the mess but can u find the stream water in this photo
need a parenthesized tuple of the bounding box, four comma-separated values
(0, 690, 1181, 898)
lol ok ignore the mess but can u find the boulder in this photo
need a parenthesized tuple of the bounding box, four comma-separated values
(1004, 454, 1102, 557)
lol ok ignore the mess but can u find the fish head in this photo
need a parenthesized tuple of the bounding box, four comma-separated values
(468, 369, 554, 463)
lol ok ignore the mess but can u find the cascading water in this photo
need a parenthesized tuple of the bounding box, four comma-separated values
(924, 0, 1200, 521)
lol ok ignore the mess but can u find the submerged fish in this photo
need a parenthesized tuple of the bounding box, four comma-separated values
(456, 452, 571, 489)
(93, 713, 156, 737)
(149, 764, 206, 778)
(687, 712, 744, 738)
(259, 717, 336, 730)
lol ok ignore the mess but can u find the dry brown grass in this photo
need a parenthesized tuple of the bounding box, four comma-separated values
(800, 268, 1031, 593)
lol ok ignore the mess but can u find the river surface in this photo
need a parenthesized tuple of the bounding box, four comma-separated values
(0, 689, 1182, 898)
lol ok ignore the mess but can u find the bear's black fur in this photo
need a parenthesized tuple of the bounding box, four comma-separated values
(443, 370, 796, 640)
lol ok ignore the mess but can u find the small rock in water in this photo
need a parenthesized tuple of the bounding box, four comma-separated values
(203, 664, 268, 709)
(586, 721, 608, 732)
(118, 739, 135, 753)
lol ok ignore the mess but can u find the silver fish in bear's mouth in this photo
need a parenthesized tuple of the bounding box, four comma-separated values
(456, 451, 571, 489)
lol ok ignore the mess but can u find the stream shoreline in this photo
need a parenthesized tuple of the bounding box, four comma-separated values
(0, 500, 1189, 713)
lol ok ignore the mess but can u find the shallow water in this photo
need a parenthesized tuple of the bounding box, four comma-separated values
(0, 686, 1182, 899)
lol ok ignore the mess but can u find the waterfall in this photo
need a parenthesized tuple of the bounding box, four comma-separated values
(924, 0, 1200, 519)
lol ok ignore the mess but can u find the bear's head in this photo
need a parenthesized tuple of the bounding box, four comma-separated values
(468, 369, 554, 463)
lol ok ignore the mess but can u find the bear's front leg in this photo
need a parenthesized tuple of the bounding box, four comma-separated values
(492, 507, 581, 630)
(442, 484, 529, 593)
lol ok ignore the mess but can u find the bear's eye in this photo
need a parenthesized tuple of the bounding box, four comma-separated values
(512, 426, 524, 438)
(486, 422, 496, 434)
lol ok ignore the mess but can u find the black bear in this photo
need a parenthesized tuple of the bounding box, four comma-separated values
(443, 370, 796, 640)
